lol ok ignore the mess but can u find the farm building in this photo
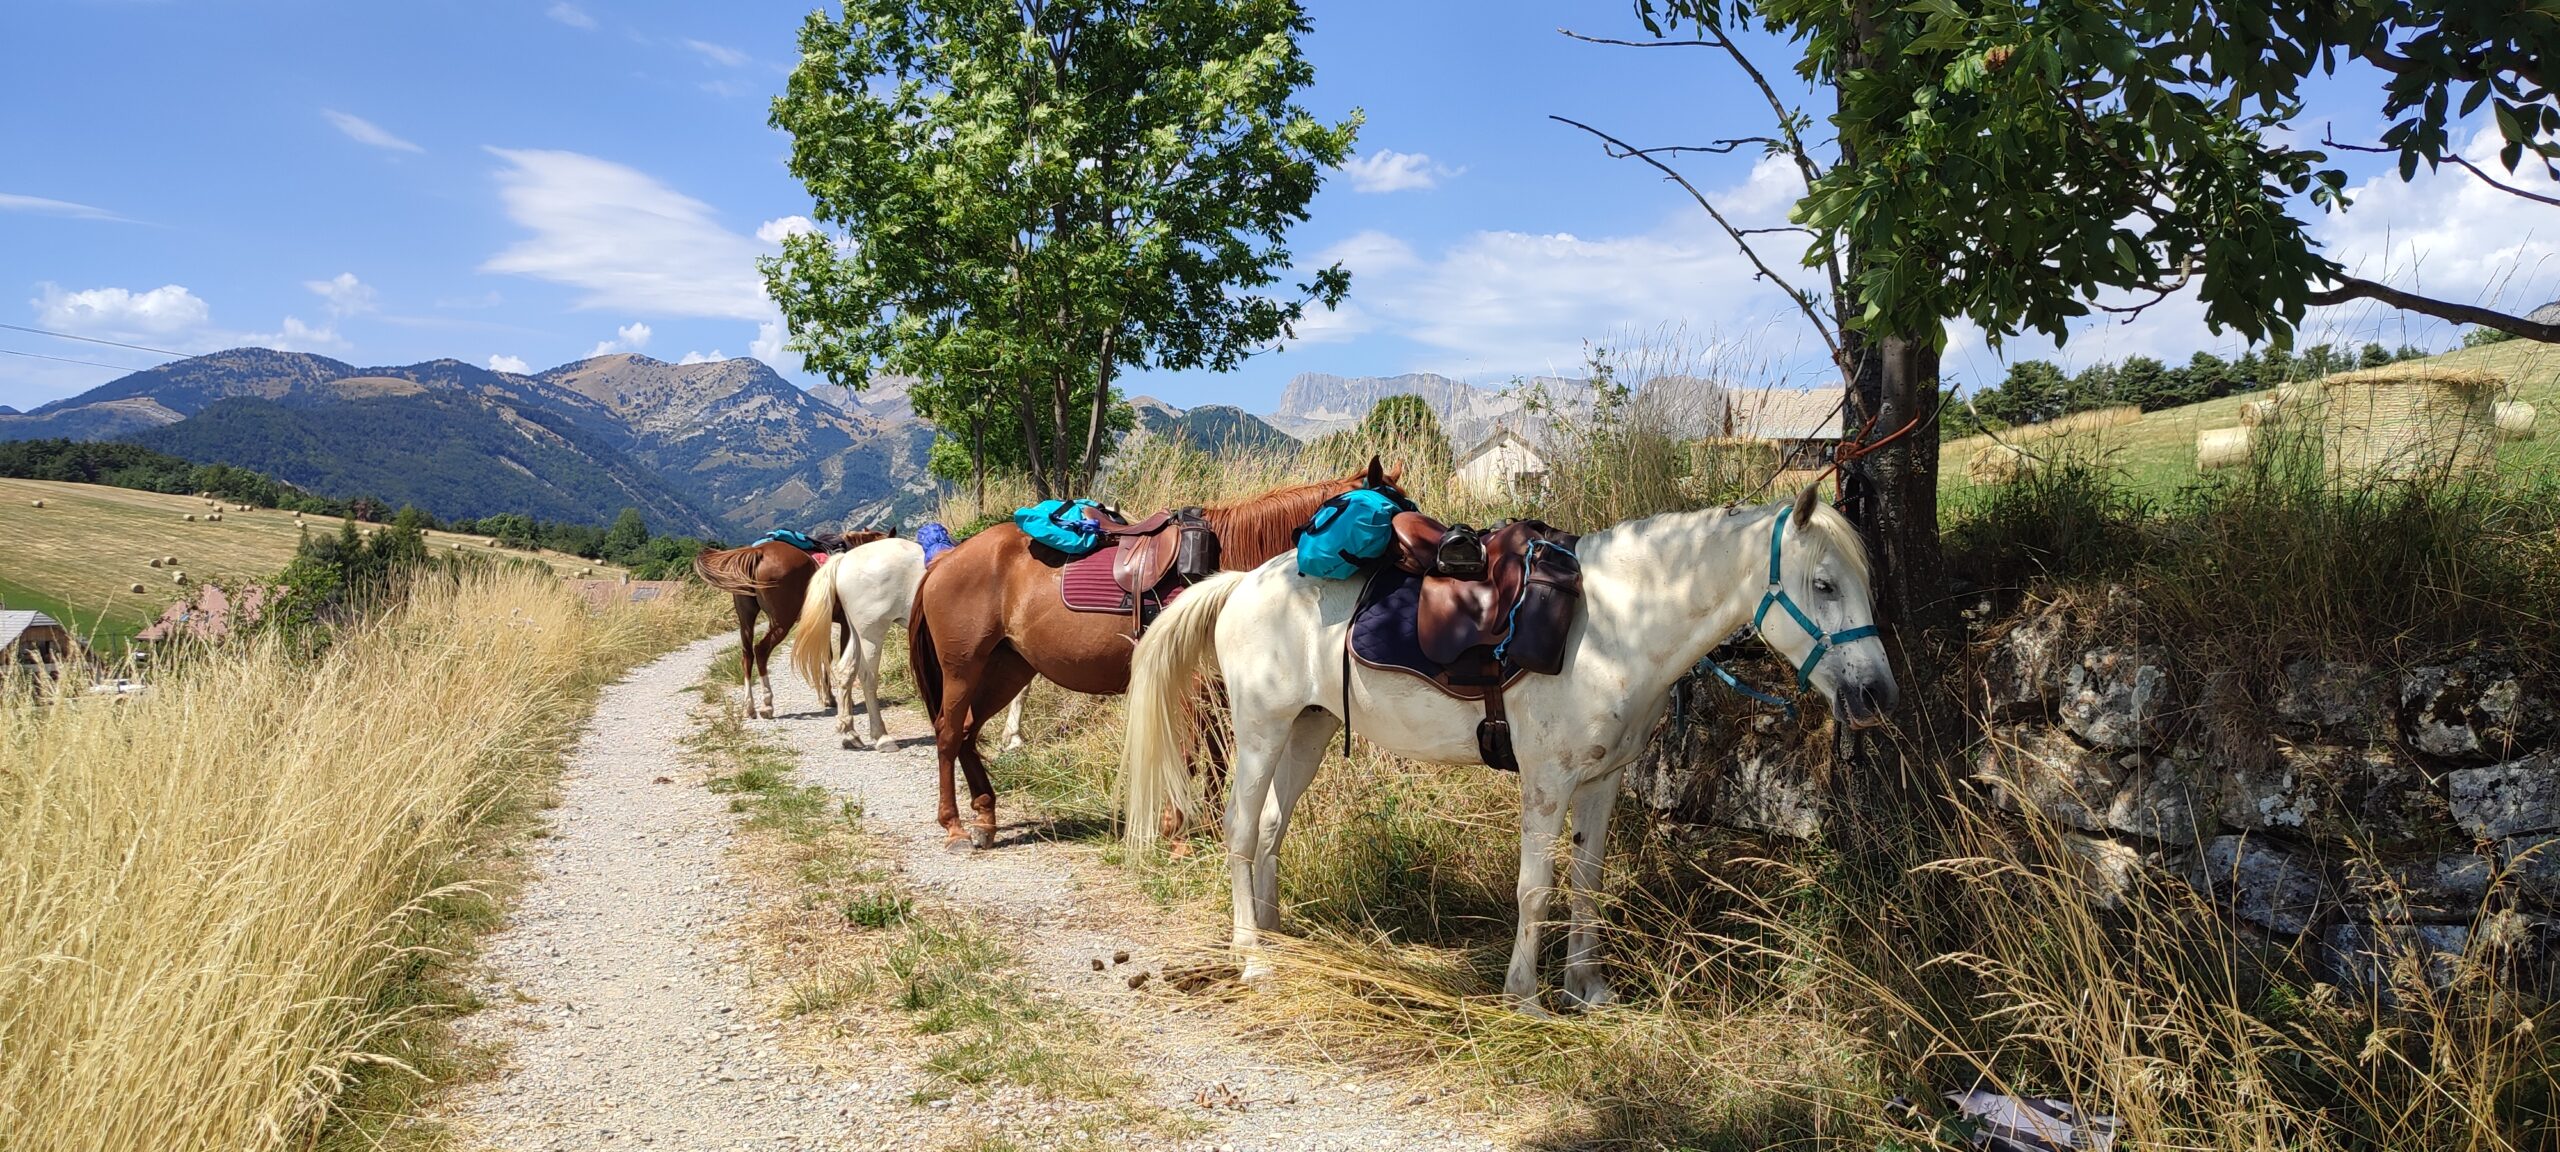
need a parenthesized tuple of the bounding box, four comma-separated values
(134, 584, 274, 647)
(1720, 387, 1846, 469)
(1, 609, 87, 672)
(1453, 427, 1549, 499)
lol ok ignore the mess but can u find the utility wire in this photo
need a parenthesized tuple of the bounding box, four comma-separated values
(0, 322, 187, 358)
(0, 346, 148, 372)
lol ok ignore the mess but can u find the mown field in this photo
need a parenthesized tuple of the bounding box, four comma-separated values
(1940, 340, 2560, 506)
(0, 477, 621, 651)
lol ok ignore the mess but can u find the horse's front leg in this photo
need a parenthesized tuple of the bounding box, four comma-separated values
(831, 626, 861, 733)
(1504, 771, 1572, 1015)
(1561, 772, 1623, 1011)
(856, 629, 892, 750)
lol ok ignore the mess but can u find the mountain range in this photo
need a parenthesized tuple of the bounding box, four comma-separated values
(0, 349, 1708, 533)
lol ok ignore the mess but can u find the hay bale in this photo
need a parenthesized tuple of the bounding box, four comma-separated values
(29, 499, 42, 508)
(162, 555, 178, 566)
(453, 542, 466, 551)
(148, 558, 163, 569)
(2197, 426, 2254, 470)
(171, 571, 188, 584)
(2239, 399, 2285, 427)
(1968, 443, 2031, 485)
(2316, 366, 2502, 481)
(129, 583, 146, 594)
(207, 512, 222, 522)
(183, 513, 197, 522)
(2495, 400, 2538, 442)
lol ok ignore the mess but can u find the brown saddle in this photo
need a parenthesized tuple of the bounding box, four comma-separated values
(1351, 514, 1582, 772)
(1068, 505, 1220, 634)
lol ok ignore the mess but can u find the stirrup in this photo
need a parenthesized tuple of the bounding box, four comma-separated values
(1432, 525, 1487, 579)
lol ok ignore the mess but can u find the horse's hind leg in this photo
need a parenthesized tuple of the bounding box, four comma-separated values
(1220, 699, 1314, 983)
(732, 595, 758, 720)
(834, 623, 867, 742)
(750, 616, 787, 720)
(956, 648, 1036, 849)
(1560, 773, 1624, 1012)
(1249, 708, 1338, 934)
(852, 623, 892, 750)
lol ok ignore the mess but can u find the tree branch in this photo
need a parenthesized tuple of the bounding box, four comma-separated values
(2308, 274, 2560, 342)
(1550, 114, 1842, 367)
(1559, 26, 1826, 186)
(2323, 126, 2560, 208)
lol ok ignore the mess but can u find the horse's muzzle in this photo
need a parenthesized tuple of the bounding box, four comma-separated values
(1837, 678, 1898, 729)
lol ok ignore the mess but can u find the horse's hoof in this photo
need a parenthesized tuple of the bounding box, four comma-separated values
(1506, 995, 1554, 1019)
(943, 833, 977, 855)
(841, 737, 864, 751)
(1166, 841, 1196, 859)
(870, 736, 899, 753)
(968, 825, 997, 850)
(1561, 981, 1619, 1012)
(1239, 958, 1276, 985)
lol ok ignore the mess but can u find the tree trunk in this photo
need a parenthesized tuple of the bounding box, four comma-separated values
(1076, 330, 1116, 495)
(969, 413, 986, 510)
(1018, 384, 1053, 501)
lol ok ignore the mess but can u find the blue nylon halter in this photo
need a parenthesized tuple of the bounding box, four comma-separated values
(1689, 505, 1881, 717)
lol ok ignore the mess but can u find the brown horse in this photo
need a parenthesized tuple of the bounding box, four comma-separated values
(908, 460, 1403, 849)
(694, 531, 888, 718)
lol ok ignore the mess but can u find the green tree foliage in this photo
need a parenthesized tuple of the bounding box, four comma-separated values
(1309, 395, 1454, 479)
(1955, 342, 2440, 433)
(601, 507, 649, 560)
(763, 0, 1360, 497)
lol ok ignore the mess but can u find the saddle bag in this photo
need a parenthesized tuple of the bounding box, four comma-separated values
(1496, 538, 1582, 676)
(1172, 507, 1220, 580)
(1295, 487, 1412, 580)
(1014, 499, 1107, 556)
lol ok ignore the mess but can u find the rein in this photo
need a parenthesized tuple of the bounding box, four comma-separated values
(1685, 505, 1880, 720)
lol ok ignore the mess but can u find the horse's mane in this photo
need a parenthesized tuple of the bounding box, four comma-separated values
(837, 530, 891, 550)
(1792, 499, 1873, 587)
(1202, 470, 1372, 568)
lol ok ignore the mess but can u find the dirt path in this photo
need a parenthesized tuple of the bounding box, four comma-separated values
(443, 637, 1501, 1152)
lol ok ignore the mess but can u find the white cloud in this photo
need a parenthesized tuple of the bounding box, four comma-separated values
(590, 321, 653, 357)
(481, 148, 775, 320)
(547, 2, 595, 29)
(304, 272, 377, 316)
(677, 349, 725, 364)
(487, 353, 532, 373)
(0, 193, 130, 223)
(323, 110, 423, 154)
(751, 319, 801, 373)
(1338, 149, 1461, 194)
(755, 215, 817, 244)
(246, 315, 347, 353)
(34, 283, 212, 338)
(684, 39, 749, 67)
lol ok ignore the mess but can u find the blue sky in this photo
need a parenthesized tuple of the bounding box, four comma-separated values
(7, 1, 2556, 414)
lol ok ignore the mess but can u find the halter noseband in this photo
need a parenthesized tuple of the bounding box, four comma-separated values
(1684, 505, 1880, 719)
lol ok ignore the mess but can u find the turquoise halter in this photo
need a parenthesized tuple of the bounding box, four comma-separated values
(1687, 505, 1880, 717)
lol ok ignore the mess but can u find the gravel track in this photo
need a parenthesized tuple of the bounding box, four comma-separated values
(441, 635, 1503, 1151)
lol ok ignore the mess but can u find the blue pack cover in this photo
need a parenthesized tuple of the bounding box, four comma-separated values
(756, 528, 823, 553)
(916, 522, 957, 564)
(1013, 499, 1107, 556)
(1294, 487, 1409, 580)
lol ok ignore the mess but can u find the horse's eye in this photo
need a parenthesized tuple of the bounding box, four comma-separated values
(1812, 578, 1837, 595)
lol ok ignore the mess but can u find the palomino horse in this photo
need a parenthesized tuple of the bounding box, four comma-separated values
(1120, 486, 1897, 1013)
(788, 536, 1021, 752)
(694, 531, 887, 718)
(909, 460, 1403, 850)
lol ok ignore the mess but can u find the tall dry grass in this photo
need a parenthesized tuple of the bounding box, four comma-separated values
(0, 571, 717, 1151)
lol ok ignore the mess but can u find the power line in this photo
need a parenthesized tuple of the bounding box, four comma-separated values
(0, 322, 187, 358)
(0, 346, 145, 372)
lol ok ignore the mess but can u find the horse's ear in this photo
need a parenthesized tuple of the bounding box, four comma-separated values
(1792, 482, 1820, 526)
(1364, 454, 1387, 488)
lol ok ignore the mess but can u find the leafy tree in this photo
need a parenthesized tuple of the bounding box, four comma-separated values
(764, 0, 1360, 497)
(2465, 326, 2518, 348)
(601, 507, 649, 562)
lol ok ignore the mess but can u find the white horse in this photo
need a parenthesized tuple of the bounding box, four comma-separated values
(791, 538, 1021, 751)
(1120, 486, 1897, 1013)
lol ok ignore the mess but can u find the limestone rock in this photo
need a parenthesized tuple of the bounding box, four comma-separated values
(1976, 726, 2122, 833)
(2400, 662, 2550, 761)
(2273, 659, 2382, 741)
(2447, 756, 2560, 839)
(2371, 853, 2495, 920)
(2059, 647, 2173, 749)
(2198, 836, 2332, 934)
(1984, 601, 2072, 717)
(2503, 834, 2560, 902)
(2320, 922, 2470, 992)
(2222, 742, 2423, 841)
(2102, 755, 2211, 846)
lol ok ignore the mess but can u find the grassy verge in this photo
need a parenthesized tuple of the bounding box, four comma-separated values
(0, 570, 721, 1152)
(687, 681, 1183, 1151)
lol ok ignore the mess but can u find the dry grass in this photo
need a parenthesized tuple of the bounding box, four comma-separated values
(0, 477, 618, 650)
(0, 570, 717, 1152)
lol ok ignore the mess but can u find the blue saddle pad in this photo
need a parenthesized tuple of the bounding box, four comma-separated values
(756, 528, 823, 553)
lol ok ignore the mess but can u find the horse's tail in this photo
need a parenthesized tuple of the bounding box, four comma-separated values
(789, 554, 841, 695)
(1122, 570, 1245, 849)
(691, 545, 769, 595)
(907, 566, 945, 727)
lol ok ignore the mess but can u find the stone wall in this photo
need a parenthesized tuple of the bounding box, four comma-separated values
(1628, 590, 2559, 987)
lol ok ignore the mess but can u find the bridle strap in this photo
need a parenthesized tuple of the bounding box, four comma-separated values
(1699, 506, 1883, 709)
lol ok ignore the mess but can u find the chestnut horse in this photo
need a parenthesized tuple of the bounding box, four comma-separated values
(908, 460, 1402, 849)
(694, 531, 888, 718)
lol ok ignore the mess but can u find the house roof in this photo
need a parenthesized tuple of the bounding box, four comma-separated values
(1724, 388, 1846, 440)
(0, 610, 65, 652)
(135, 585, 274, 643)
(1457, 427, 1543, 467)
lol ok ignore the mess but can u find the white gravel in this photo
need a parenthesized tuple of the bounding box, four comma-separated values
(441, 634, 1506, 1151)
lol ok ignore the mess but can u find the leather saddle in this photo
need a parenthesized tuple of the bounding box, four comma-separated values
(1351, 513, 1582, 772)
(1071, 505, 1219, 633)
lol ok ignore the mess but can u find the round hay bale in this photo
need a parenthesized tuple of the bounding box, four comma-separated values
(487, 538, 502, 548)
(2495, 400, 2538, 442)
(171, 571, 188, 584)
(2197, 426, 2254, 470)
(129, 582, 146, 594)
(183, 513, 197, 522)
(453, 542, 466, 551)
(1967, 443, 2030, 485)
(2275, 384, 2309, 409)
(149, 558, 163, 569)
(2238, 399, 2284, 427)
(2316, 365, 2502, 480)
(29, 499, 43, 508)
(163, 555, 178, 566)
